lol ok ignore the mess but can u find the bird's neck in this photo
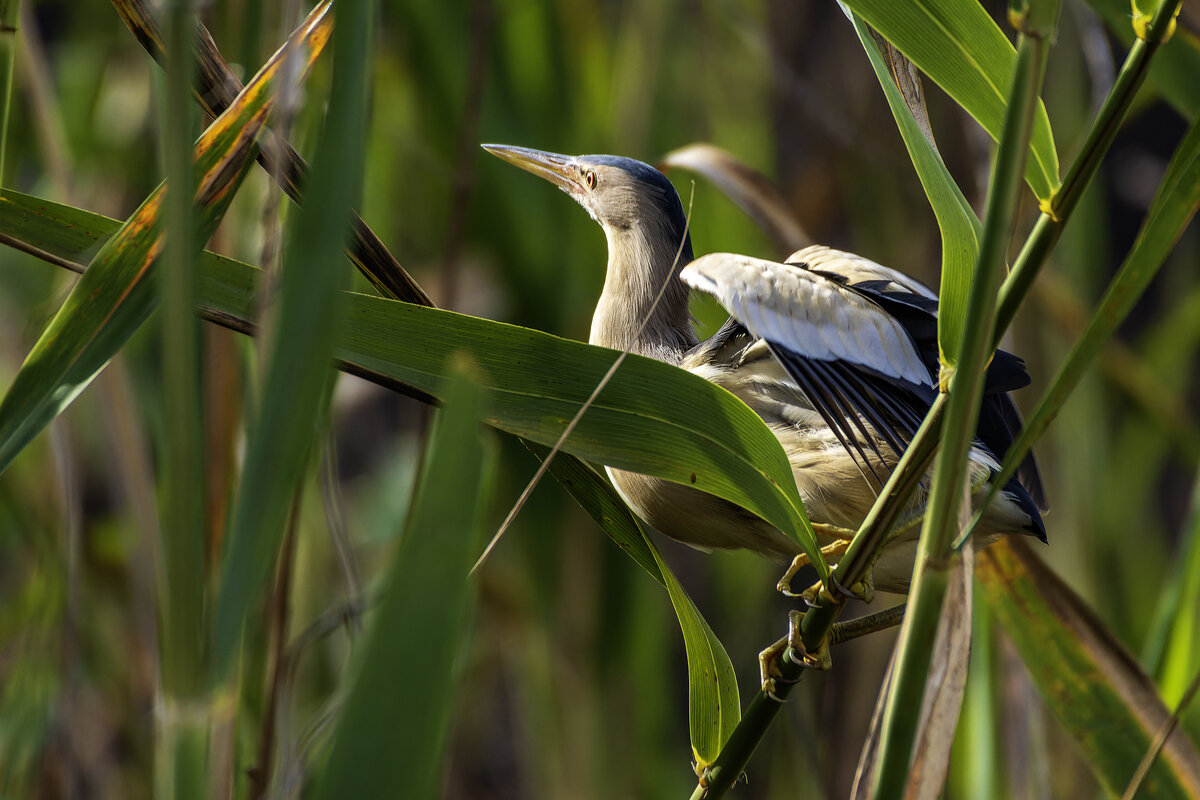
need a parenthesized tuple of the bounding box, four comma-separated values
(590, 224, 697, 364)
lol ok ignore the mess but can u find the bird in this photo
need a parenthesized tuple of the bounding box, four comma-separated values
(483, 144, 1046, 595)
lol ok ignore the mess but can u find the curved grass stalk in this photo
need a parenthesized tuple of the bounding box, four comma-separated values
(868, 17, 1052, 794)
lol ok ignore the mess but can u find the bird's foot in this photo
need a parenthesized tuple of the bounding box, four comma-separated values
(759, 610, 831, 700)
(776, 537, 852, 597)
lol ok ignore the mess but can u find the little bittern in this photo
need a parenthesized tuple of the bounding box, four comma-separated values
(485, 144, 1046, 593)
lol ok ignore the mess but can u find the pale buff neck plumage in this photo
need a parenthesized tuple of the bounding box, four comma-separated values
(588, 208, 698, 364)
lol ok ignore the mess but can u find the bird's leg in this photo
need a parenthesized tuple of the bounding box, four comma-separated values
(777, 523, 878, 604)
(775, 523, 855, 596)
(827, 513, 924, 602)
(799, 570, 875, 607)
(782, 512, 931, 606)
(759, 609, 831, 700)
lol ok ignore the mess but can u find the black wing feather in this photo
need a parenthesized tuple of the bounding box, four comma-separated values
(750, 274, 1045, 526)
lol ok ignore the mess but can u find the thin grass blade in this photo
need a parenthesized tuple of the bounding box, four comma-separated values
(0, 5, 332, 475)
(312, 358, 489, 800)
(212, 0, 368, 674)
(1152, 471, 1200, 712)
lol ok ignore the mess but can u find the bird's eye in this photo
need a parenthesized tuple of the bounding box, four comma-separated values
(584, 169, 597, 189)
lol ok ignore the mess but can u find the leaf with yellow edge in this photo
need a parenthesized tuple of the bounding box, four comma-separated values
(0, 3, 332, 474)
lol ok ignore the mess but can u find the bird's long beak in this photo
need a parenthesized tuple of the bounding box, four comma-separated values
(482, 144, 583, 196)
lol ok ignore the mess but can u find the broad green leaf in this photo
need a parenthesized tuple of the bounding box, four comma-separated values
(213, 0, 367, 673)
(0, 189, 827, 585)
(0, 3, 332, 475)
(986, 113, 1200, 501)
(842, 0, 1060, 200)
(314, 359, 490, 800)
(978, 538, 1200, 797)
(847, 8, 982, 365)
(337, 300, 824, 579)
(530, 444, 740, 765)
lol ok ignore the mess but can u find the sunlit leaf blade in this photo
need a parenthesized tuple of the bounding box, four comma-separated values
(212, 0, 366, 673)
(313, 359, 489, 800)
(654, 542, 741, 769)
(111, 0, 432, 306)
(660, 143, 811, 255)
(978, 538, 1200, 798)
(339, 298, 825, 579)
(846, 7, 982, 364)
(842, 0, 1060, 200)
(986, 113, 1200, 499)
(527, 443, 740, 764)
(0, 5, 331, 475)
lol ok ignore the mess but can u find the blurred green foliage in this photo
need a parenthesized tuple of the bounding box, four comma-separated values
(0, 1, 1197, 798)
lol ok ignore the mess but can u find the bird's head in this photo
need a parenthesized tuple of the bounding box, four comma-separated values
(483, 144, 692, 260)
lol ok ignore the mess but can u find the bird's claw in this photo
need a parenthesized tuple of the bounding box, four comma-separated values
(777, 538, 853, 597)
(759, 610, 831, 700)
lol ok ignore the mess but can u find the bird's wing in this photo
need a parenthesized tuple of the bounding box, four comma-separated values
(682, 250, 1048, 515)
(682, 253, 932, 387)
(785, 244, 939, 300)
(802, 246, 1047, 511)
(681, 253, 936, 478)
